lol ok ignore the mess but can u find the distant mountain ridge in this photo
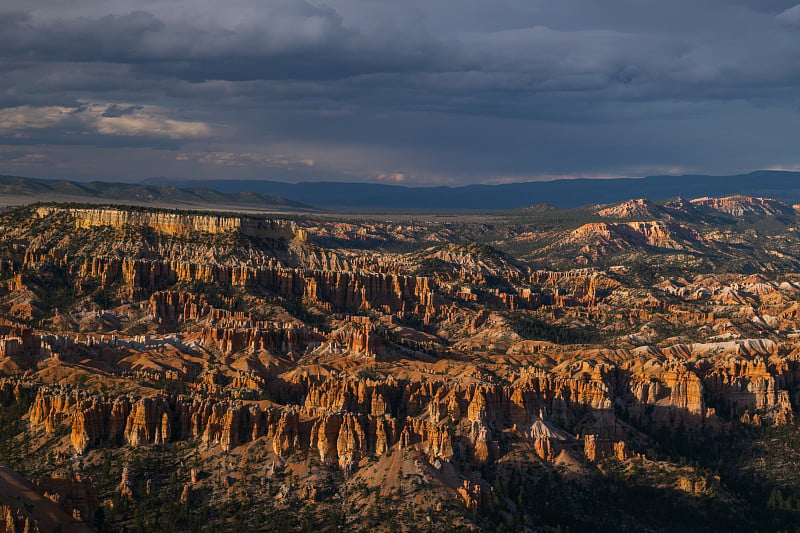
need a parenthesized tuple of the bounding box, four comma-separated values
(0, 175, 315, 211)
(3, 170, 800, 211)
(145, 170, 800, 210)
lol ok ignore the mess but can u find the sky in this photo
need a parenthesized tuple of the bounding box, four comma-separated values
(1, 0, 800, 186)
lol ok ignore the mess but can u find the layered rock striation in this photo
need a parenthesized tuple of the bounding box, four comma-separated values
(35, 206, 306, 241)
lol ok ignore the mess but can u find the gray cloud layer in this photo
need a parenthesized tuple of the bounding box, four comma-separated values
(1, 0, 800, 183)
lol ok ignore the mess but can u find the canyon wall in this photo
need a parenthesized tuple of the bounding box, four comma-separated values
(35, 207, 306, 241)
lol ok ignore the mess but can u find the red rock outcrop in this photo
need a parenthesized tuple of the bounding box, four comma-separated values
(36, 206, 305, 240)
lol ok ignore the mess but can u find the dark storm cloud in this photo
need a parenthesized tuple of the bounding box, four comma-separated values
(0, 4, 452, 81)
(1, 0, 800, 183)
(778, 4, 800, 26)
(101, 104, 144, 118)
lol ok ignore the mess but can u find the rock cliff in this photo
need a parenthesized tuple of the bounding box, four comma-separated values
(36, 206, 306, 241)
